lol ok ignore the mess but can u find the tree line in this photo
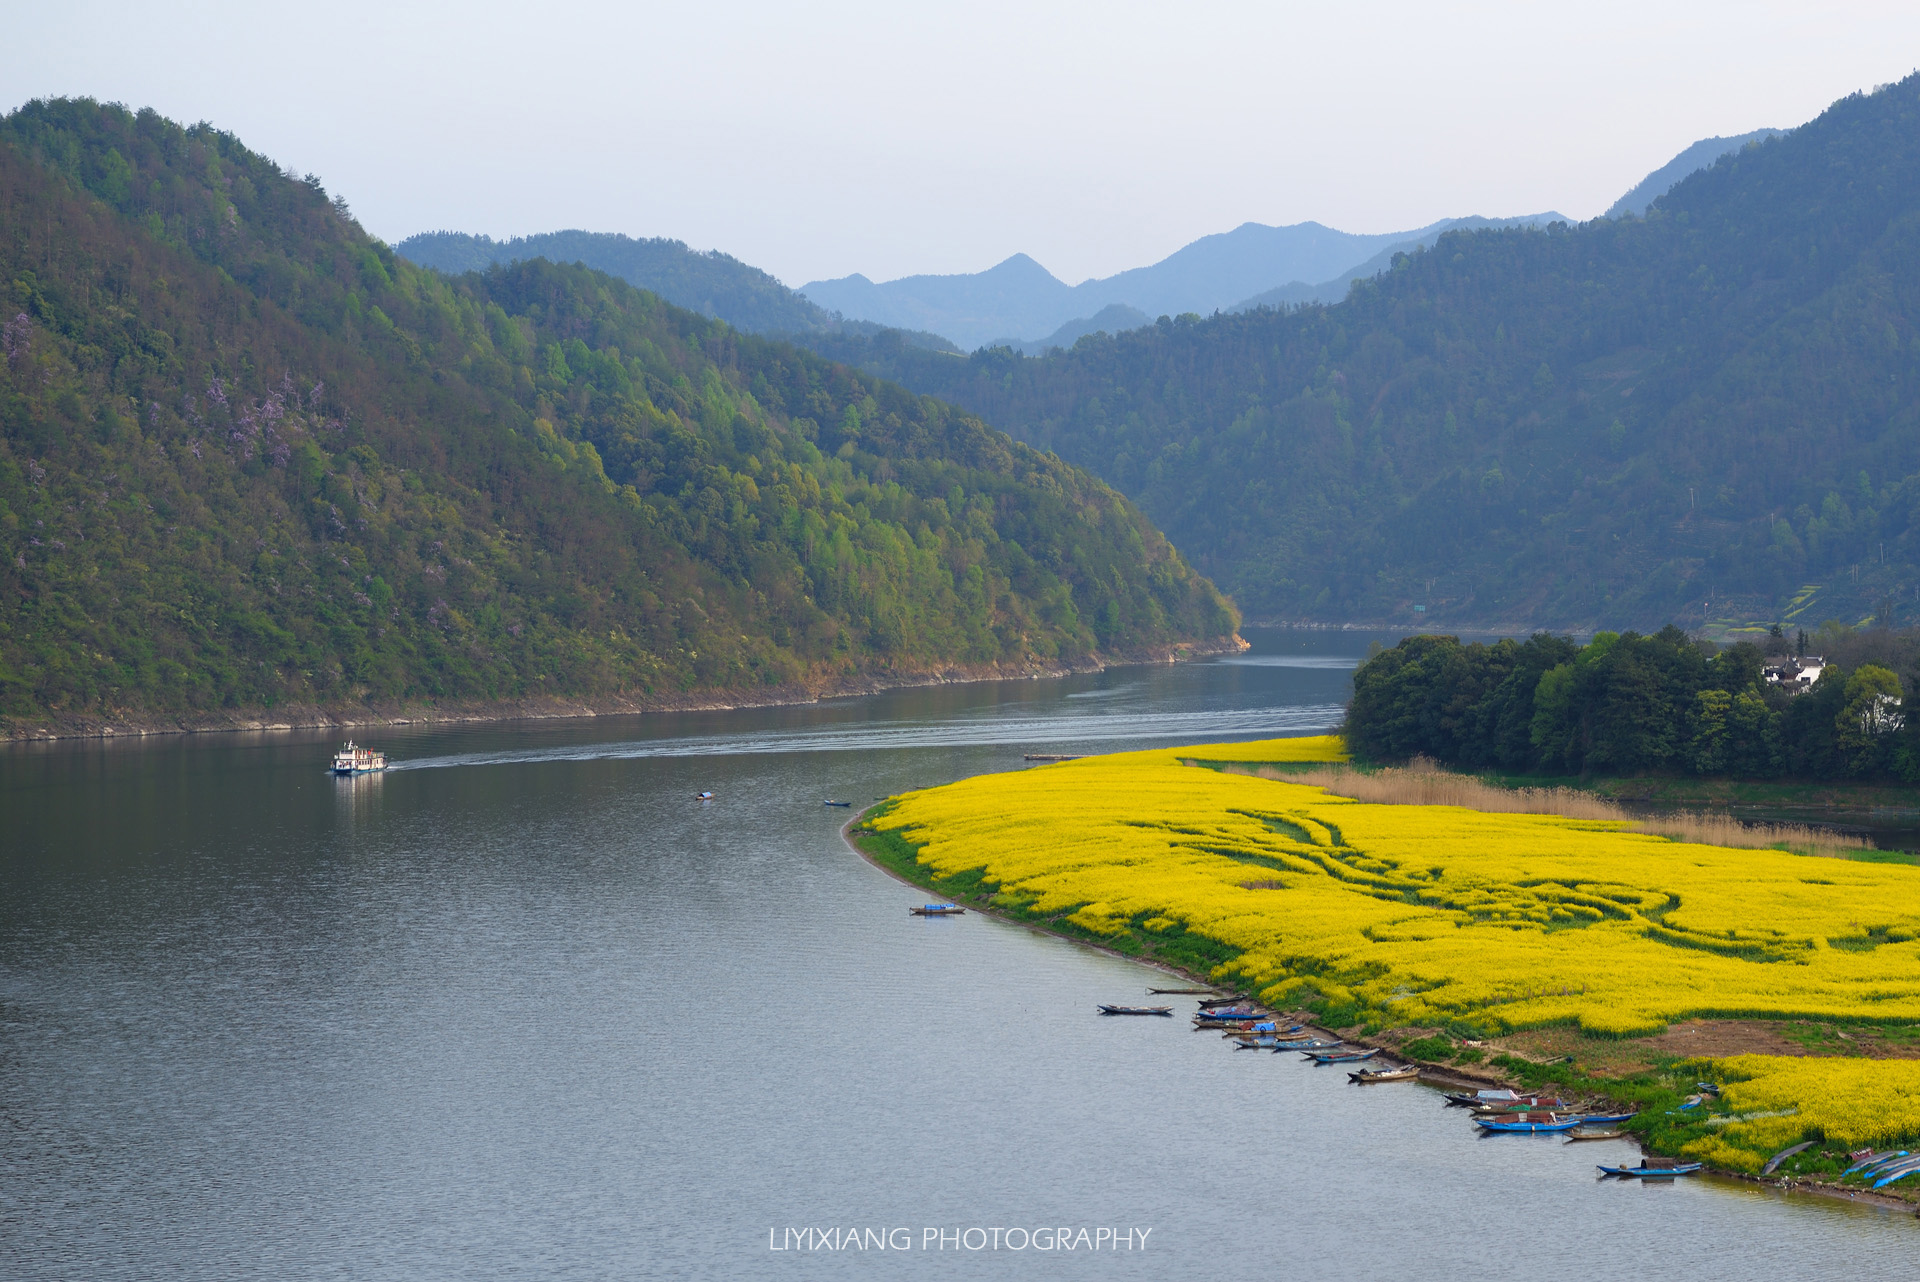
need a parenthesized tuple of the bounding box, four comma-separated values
(1345, 626, 1920, 781)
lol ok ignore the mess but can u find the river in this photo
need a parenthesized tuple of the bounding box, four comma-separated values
(2, 628, 1914, 1278)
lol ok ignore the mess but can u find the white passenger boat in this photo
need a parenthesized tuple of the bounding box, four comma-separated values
(330, 740, 388, 774)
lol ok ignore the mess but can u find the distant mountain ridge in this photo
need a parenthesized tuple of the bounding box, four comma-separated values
(1606, 129, 1784, 218)
(1227, 214, 1567, 311)
(397, 230, 836, 333)
(394, 229, 961, 353)
(801, 215, 1566, 348)
(789, 81, 1920, 632)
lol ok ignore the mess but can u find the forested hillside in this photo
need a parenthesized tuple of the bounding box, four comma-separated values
(396, 230, 838, 334)
(823, 77, 1920, 631)
(0, 100, 1236, 729)
(394, 230, 963, 354)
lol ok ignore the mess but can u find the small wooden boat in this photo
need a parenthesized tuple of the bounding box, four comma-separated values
(823, 800, 852, 807)
(1480, 1113, 1584, 1133)
(909, 903, 965, 916)
(1598, 1160, 1703, 1178)
(1574, 1111, 1638, 1125)
(1564, 1129, 1625, 1142)
(1023, 754, 1081, 762)
(1272, 1038, 1342, 1052)
(1761, 1141, 1815, 1175)
(1196, 995, 1253, 1009)
(1307, 1047, 1381, 1064)
(694, 790, 715, 800)
(1148, 988, 1218, 995)
(1444, 1089, 1520, 1108)
(1193, 1006, 1262, 1021)
(1097, 1004, 1173, 1016)
(1350, 1065, 1420, 1083)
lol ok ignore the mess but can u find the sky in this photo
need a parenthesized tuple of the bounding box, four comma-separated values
(6, 1, 1919, 289)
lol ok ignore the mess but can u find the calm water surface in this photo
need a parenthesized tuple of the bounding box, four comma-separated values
(3, 629, 1914, 1278)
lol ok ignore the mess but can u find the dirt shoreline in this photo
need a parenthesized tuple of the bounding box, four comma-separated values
(840, 806, 1920, 1218)
(4, 637, 1247, 743)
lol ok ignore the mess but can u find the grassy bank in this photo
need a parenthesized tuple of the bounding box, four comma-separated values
(858, 735, 1920, 1195)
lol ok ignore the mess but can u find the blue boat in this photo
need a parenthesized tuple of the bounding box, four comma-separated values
(1841, 1150, 1909, 1177)
(1271, 1038, 1342, 1052)
(1479, 1114, 1583, 1133)
(1307, 1048, 1381, 1064)
(1576, 1111, 1639, 1125)
(1872, 1156, 1920, 1189)
(1598, 1161, 1703, 1178)
(909, 903, 965, 916)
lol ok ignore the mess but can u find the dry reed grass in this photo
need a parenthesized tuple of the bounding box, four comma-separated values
(1245, 758, 1870, 857)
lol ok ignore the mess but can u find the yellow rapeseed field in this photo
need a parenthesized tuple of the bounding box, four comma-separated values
(873, 736, 1920, 1037)
(1681, 1055, 1920, 1171)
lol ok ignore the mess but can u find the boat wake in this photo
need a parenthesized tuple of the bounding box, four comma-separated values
(385, 704, 1342, 773)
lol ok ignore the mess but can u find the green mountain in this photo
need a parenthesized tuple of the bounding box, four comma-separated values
(0, 100, 1237, 730)
(394, 229, 963, 353)
(395, 229, 837, 334)
(1604, 128, 1783, 220)
(811, 78, 1920, 633)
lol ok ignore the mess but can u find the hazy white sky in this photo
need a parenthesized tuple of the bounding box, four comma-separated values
(7, 2, 1918, 287)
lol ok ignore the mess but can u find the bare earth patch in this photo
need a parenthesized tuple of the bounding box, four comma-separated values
(1481, 1019, 1920, 1076)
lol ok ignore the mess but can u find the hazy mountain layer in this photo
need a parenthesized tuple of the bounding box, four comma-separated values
(801, 79, 1920, 633)
(800, 222, 1431, 348)
(1605, 129, 1784, 219)
(396, 230, 837, 333)
(1228, 214, 1565, 311)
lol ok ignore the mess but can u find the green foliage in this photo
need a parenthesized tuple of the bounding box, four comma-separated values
(810, 76, 1920, 627)
(1397, 1034, 1453, 1061)
(0, 99, 1235, 724)
(394, 230, 964, 355)
(1347, 628, 1914, 780)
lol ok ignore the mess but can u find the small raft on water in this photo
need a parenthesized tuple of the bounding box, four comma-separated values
(1098, 1004, 1173, 1016)
(1307, 1047, 1380, 1064)
(1564, 1129, 1626, 1142)
(909, 903, 965, 916)
(823, 800, 852, 807)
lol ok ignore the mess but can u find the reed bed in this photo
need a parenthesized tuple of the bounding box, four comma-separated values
(1250, 758, 1869, 858)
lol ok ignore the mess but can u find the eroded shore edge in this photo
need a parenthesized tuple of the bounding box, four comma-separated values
(840, 805, 1920, 1217)
(5, 637, 1247, 743)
